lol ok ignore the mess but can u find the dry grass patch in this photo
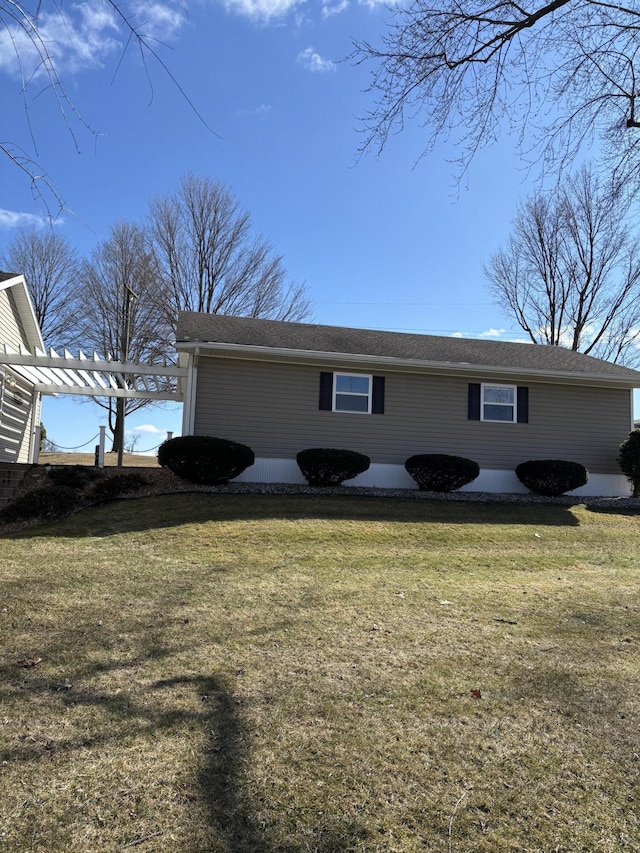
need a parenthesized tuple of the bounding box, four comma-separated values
(39, 452, 160, 468)
(1, 494, 639, 851)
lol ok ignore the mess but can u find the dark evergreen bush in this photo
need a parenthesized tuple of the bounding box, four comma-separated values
(47, 465, 102, 489)
(296, 448, 370, 487)
(0, 485, 80, 522)
(91, 473, 147, 501)
(618, 430, 640, 498)
(404, 454, 480, 492)
(157, 435, 255, 485)
(515, 459, 588, 497)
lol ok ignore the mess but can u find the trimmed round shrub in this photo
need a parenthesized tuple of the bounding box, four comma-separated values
(618, 429, 640, 498)
(91, 473, 147, 501)
(515, 459, 588, 497)
(405, 454, 480, 492)
(157, 435, 255, 485)
(0, 485, 80, 523)
(296, 448, 370, 487)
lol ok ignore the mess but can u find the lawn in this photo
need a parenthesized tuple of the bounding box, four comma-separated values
(1, 493, 639, 852)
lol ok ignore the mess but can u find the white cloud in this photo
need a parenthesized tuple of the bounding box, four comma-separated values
(133, 424, 165, 433)
(451, 332, 464, 338)
(297, 47, 336, 73)
(479, 328, 506, 338)
(236, 104, 272, 119)
(222, 0, 304, 21)
(321, 0, 349, 18)
(0, 0, 185, 79)
(0, 209, 47, 230)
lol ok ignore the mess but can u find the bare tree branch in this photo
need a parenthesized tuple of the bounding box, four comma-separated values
(353, 0, 640, 183)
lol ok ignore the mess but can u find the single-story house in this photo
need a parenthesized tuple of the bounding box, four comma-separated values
(175, 312, 640, 496)
(0, 273, 44, 463)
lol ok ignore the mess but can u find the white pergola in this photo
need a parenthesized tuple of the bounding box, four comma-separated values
(0, 344, 187, 401)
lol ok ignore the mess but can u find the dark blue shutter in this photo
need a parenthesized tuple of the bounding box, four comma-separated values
(517, 387, 529, 423)
(468, 383, 481, 420)
(372, 376, 385, 414)
(319, 372, 333, 410)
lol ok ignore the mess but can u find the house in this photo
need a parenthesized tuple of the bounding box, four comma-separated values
(0, 273, 45, 463)
(175, 312, 640, 497)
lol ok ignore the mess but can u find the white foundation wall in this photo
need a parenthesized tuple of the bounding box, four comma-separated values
(234, 458, 632, 497)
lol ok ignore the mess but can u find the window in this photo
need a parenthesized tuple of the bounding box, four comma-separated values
(468, 383, 528, 423)
(482, 384, 516, 422)
(334, 373, 372, 413)
(319, 372, 385, 414)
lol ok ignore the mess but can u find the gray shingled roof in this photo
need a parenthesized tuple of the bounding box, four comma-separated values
(176, 311, 640, 382)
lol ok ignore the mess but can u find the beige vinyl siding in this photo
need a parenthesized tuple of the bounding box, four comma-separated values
(0, 289, 28, 350)
(0, 374, 35, 462)
(194, 356, 633, 475)
(1, 289, 37, 462)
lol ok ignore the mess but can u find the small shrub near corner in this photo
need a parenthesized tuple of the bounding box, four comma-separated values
(0, 485, 80, 523)
(515, 459, 588, 497)
(618, 429, 640, 498)
(404, 454, 480, 492)
(91, 473, 148, 501)
(157, 435, 255, 485)
(47, 465, 102, 490)
(296, 448, 370, 487)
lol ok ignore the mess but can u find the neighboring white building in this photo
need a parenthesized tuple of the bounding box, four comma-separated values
(0, 273, 45, 463)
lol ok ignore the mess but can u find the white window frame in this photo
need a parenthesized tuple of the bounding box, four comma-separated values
(333, 372, 372, 414)
(481, 383, 517, 423)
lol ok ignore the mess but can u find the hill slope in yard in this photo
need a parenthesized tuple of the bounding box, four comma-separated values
(1, 494, 639, 852)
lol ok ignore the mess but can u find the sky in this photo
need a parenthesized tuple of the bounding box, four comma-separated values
(2, 0, 634, 453)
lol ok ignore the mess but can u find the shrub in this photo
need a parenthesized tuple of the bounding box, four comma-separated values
(0, 486, 80, 523)
(157, 436, 255, 485)
(296, 448, 370, 487)
(47, 465, 102, 489)
(515, 459, 588, 497)
(618, 430, 640, 498)
(404, 454, 480, 492)
(91, 473, 148, 501)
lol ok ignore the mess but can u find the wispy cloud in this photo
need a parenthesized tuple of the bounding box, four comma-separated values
(0, 209, 47, 230)
(321, 0, 349, 18)
(479, 328, 506, 338)
(222, 0, 304, 21)
(133, 424, 165, 433)
(0, 0, 186, 80)
(236, 104, 272, 120)
(297, 47, 336, 73)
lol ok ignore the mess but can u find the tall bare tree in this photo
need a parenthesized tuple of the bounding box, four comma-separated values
(353, 0, 640, 184)
(0, 228, 80, 349)
(78, 221, 172, 453)
(148, 174, 312, 329)
(485, 166, 640, 366)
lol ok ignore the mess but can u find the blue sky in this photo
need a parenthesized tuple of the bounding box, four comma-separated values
(2, 0, 619, 452)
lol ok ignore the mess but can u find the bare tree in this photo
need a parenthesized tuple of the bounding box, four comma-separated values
(0, 228, 80, 349)
(78, 221, 172, 453)
(352, 0, 640, 184)
(148, 174, 312, 329)
(485, 166, 640, 366)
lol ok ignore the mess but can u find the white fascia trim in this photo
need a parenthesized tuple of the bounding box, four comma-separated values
(174, 341, 640, 389)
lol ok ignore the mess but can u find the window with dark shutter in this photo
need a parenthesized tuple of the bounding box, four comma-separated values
(319, 371, 385, 414)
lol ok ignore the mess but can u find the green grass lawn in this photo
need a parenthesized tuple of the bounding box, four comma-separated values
(1, 494, 639, 852)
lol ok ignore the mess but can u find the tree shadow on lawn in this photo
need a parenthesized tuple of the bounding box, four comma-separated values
(0, 626, 370, 851)
(2, 491, 581, 540)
